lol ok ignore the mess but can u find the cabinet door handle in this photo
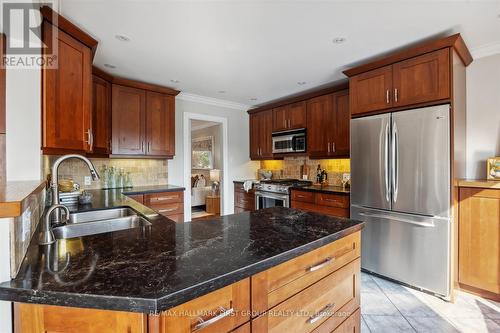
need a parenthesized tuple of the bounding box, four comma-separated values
(394, 88, 399, 103)
(141, 141, 145, 153)
(307, 257, 334, 272)
(284, 119, 287, 129)
(386, 89, 390, 104)
(332, 142, 335, 153)
(147, 142, 151, 153)
(327, 142, 331, 153)
(153, 196, 177, 201)
(307, 303, 335, 324)
(194, 306, 234, 331)
(158, 207, 177, 213)
(288, 119, 291, 128)
(85, 129, 93, 151)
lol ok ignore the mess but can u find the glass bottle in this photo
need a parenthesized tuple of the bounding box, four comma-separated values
(108, 167, 116, 188)
(117, 168, 125, 188)
(124, 172, 133, 188)
(100, 165, 109, 189)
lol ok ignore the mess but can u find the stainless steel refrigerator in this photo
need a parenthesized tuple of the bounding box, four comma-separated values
(351, 104, 451, 297)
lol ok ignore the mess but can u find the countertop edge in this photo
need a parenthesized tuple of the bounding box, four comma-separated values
(457, 179, 500, 189)
(0, 180, 46, 218)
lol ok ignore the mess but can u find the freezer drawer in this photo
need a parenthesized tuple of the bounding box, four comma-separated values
(352, 205, 450, 296)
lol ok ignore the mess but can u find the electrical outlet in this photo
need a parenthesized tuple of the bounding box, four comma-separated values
(84, 176, 92, 186)
(342, 173, 350, 182)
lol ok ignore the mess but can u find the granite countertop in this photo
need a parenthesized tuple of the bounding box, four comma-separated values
(0, 187, 363, 314)
(293, 185, 351, 195)
(119, 184, 185, 195)
(457, 179, 500, 189)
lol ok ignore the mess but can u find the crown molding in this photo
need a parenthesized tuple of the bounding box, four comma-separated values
(177, 92, 250, 111)
(471, 41, 500, 60)
(191, 121, 219, 131)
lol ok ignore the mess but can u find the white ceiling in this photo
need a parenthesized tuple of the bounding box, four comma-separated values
(59, 0, 500, 108)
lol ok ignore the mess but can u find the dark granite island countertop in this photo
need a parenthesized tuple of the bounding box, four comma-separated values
(0, 189, 363, 314)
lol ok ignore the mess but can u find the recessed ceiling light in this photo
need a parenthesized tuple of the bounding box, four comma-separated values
(250, 98, 258, 101)
(115, 34, 131, 42)
(103, 63, 116, 69)
(218, 90, 226, 94)
(332, 37, 346, 44)
(297, 81, 307, 86)
(170, 79, 180, 84)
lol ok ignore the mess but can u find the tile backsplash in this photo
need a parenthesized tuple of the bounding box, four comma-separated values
(260, 157, 350, 186)
(42, 156, 168, 189)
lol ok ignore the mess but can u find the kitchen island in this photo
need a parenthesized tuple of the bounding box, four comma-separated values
(0, 189, 363, 333)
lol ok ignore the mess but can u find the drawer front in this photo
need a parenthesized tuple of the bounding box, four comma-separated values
(252, 259, 360, 333)
(316, 193, 349, 209)
(311, 308, 360, 333)
(252, 232, 360, 314)
(291, 190, 315, 203)
(145, 191, 184, 205)
(167, 214, 184, 223)
(292, 201, 350, 218)
(161, 278, 250, 333)
(235, 191, 255, 210)
(151, 202, 184, 216)
(234, 183, 255, 194)
(127, 194, 144, 204)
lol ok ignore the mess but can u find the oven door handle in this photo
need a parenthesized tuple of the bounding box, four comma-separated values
(291, 135, 297, 151)
(255, 192, 289, 201)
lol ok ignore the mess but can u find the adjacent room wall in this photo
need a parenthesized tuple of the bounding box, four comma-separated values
(191, 123, 222, 182)
(466, 53, 500, 179)
(169, 97, 260, 216)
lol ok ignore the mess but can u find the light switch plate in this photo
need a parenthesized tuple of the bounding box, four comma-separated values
(84, 176, 91, 186)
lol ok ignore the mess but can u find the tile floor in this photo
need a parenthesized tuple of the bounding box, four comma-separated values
(361, 272, 500, 333)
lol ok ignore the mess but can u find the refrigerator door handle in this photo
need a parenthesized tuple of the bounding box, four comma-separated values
(358, 211, 435, 228)
(392, 121, 399, 203)
(384, 122, 390, 203)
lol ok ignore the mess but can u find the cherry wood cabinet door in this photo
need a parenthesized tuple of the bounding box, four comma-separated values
(459, 188, 500, 295)
(249, 113, 261, 159)
(112, 85, 146, 155)
(259, 110, 274, 159)
(272, 106, 288, 132)
(392, 48, 450, 107)
(287, 101, 307, 130)
(306, 94, 331, 158)
(42, 23, 92, 153)
(146, 92, 175, 156)
(91, 75, 111, 154)
(330, 89, 350, 157)
(349, 65, 392, 116)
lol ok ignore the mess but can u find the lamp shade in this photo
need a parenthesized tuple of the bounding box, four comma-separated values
(210, 169, 221, 182)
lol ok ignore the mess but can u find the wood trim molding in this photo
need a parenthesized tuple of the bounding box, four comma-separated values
(343, 33, 473, 77)
(177, 92, 250, 110)
(40, 6, 98, 59)
(92, 66, 114, 82)
(247, 81, 349, 114)
(112, 77, 180, 96)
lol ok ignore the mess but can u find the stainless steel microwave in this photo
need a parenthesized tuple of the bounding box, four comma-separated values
(272, 129, 306, 154)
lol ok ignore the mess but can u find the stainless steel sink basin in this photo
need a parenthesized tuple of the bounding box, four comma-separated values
(53, 215, 151, 240)
(68, 208, 138, 224)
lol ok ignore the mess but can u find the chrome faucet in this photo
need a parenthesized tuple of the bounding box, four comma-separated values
(39, 204, 70, 245)
(51, 154, 100, 223)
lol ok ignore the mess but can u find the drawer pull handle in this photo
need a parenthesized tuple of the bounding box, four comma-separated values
(194, 306, 234, 331)
(308, 257, 334, 272)
(323, 198, 337, 202)
(153, 196, 177, 201)
(158, 208, 177, 213)
(307, 303, 335, 324)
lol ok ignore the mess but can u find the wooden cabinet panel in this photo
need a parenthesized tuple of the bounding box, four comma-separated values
(206, 196, 221, 215)
(288, 101, 307, 130)
(232, 323, 250, 333)
(144, 191, 185, 221)
(459, 188, 500, 295)
(311, 308, 360, 333)
(14, 303, 146, 333)
(127, 194, 144, 205)
(316, 193, 350, 209)
(393, 48, 450, 107)
(159, 278, 250, 333)
(249, 110, 273, 160)
(167, 214, 184, 223)
(349, 65, 392, 116)
(0, 34, 5, 134)
(252, 258, 360, 333)
(252, 232, 360, 314)
(91, 75, 112, 154)
(234, 184, 255, 212)
(306, 94, 331, 158)
(291, 189, 350, 218)
(42, 22, 92, 153)
(292, 201, 350, 218)
(330, 90, 350, 157)
(146, 92, 175, 156)
(291, 190, 315, 203)
(145, 191, 183, 205)
(112, 85, 146, 155)
(272, 106, 288, 132)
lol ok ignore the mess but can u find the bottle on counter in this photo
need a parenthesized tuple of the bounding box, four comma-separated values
(124, 172, 133, 188)
(100, 165, 109, 189)
(316, 165, 321, 184)
(108, 167, 116, 189)
(117, 168, 125, 188)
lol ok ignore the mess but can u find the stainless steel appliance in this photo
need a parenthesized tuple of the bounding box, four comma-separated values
(351, 104, 452, 297)
(272, 129, 306, 154)
(255, 179, 312, 209)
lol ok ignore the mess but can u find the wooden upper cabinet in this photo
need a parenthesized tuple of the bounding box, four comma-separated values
(459, 188, 500, 295)
(349, 65, 392, 116)
(393, 48, 450, 107)
(42, 22, 92, 154)
(330, 89, 350, 157)
(250, 110, 273, 160)
(146, 92, 175, 156)
(272, 102, 306, 132)
(112, 85, 146, 155)
(306, 94, 332, 158)
(91, 75, 111, 155)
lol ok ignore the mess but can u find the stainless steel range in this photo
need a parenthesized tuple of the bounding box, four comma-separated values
(255, 179, 312, 209)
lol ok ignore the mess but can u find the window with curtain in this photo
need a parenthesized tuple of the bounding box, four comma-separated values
(192, 136, 214, 169)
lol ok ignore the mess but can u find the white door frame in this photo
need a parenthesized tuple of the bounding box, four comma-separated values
(183, 112, 229, 220)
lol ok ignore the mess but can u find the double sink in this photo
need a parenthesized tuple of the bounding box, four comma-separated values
(52, 208, 152, 240)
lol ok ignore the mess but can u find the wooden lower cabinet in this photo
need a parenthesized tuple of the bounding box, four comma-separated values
(458, 187, 500, 298)
(234, 183, 255, 212)
(14, 303, 147, 333)
(291, 190, 350, 218)
(144, 190, 185, 222)
(14, 231, 361, 333)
